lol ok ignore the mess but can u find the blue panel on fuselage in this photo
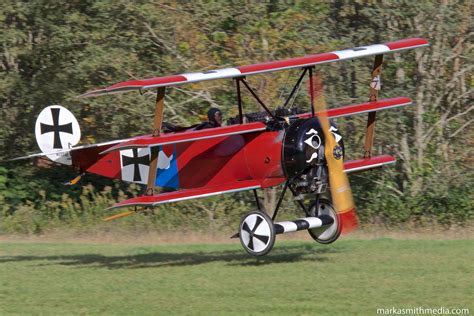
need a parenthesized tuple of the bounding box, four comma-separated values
(155, 145, 179, 188)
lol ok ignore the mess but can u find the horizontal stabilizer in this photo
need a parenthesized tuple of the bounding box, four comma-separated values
(7, 149, 73, 162)
(101, 122, 267, 154)
(79, 38, 428, 98)
(109, 180, 261, 209)
(343, 155, 396, 173)
(299, 97, 412, 119)
(7, 138, 127, 162)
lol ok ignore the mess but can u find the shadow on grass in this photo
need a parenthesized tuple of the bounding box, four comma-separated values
(0, 243, 339, 269)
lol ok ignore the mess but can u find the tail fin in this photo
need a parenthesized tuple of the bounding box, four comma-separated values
(34, 105, 81, 165)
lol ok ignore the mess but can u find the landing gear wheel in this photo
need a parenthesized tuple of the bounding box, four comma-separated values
(239, 210, 276, 256)
(308, 198, 341, 244)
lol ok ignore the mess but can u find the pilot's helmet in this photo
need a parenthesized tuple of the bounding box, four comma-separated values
(207, 107, 222, 126)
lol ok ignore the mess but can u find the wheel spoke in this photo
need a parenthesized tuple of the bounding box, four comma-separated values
(253, 234, 269, 245)
(252, 216, 263, 232)
(247, 236, 254, 250)
(242, 222, 252, 234)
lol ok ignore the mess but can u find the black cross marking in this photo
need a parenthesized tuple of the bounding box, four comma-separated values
(40, 108, 73, 149)
(122, 148, 150, 182)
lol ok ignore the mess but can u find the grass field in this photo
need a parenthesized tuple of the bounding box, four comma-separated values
(0, 237, 472, 315)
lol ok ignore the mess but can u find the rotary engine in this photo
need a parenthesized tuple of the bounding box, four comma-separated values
(282, 118, 344, 195)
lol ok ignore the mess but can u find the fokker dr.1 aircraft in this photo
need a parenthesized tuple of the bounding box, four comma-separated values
(14, 38, 428, 256)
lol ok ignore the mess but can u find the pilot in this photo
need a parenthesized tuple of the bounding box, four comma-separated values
(207, 107, 223, 127)
(196, 107, 223, 129)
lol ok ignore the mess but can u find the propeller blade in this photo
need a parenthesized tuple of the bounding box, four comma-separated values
(310, 73, 358, 233)
(103, 211, 135, 221)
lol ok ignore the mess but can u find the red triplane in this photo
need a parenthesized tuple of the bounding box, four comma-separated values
(16, 38, 428, 256)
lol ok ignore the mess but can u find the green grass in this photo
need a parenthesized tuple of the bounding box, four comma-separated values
(0, 239, 472, 315)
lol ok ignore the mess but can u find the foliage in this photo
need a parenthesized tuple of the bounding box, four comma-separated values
(0, 1, 472, 234)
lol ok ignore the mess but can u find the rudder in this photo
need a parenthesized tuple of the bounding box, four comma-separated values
(34, 105, 81, 165)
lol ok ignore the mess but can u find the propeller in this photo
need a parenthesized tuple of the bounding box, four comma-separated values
(309, 71, 358, 233)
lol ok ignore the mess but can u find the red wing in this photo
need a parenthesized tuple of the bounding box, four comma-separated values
(101, 122, 267, 154)
(101, 98, 411, 154)
(344, 155, 395, 173)
(109, 179, 261, 209)
(79, 38, 428, 98)
(298, 97, 412, 119)
(107, 155, 394, 209)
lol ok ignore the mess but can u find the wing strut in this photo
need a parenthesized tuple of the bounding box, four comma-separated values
(152, 87, 166, 137)
(281, 68, 308, 109)
(364, 54, 384, 158)
(308, 67, 315, 117)
(146, 87, 166, 195)
(235, 78, 244, 124)
(240, 79, 278, 121)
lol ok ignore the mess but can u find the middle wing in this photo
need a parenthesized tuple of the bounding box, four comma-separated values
(101, 97, 411, 154)
(101, 121, 267, 154)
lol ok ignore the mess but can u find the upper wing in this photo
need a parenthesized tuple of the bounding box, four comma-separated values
(79, 38, 428, 98)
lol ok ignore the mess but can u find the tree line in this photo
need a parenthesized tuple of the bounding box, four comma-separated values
(0, 1, 472, 234)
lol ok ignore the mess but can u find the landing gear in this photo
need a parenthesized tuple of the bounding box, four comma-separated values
(307, 198, 341, 244)
(239, 210, 276, 256)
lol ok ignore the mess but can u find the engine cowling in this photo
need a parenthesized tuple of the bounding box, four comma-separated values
(282, 118, 344, 194)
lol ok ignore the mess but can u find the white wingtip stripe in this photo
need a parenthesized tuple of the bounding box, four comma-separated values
(182, 68, 241, 82)
(333, 44, 390, 60)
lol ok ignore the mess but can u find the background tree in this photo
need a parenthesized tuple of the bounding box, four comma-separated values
(1, 0, 471, 234)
